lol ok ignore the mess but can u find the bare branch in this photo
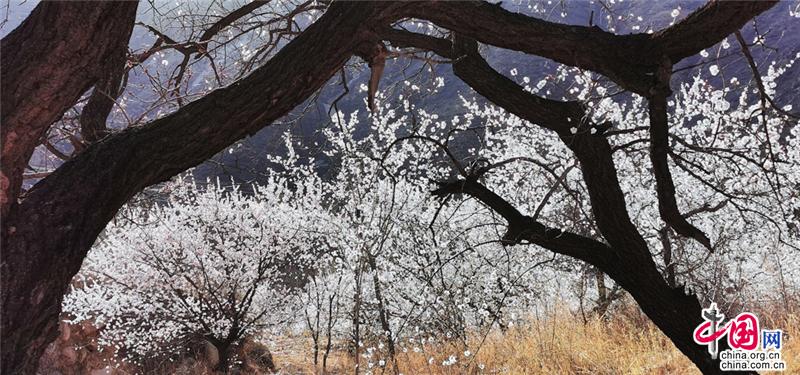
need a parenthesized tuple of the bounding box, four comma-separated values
(431, 177, 611, 266)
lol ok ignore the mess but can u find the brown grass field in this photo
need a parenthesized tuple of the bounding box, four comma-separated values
(270, 302, 798, 375)
(40, 300, 797, 374)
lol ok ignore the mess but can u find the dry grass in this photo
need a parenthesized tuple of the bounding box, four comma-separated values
(273, 303, 798, 375)
(42, 301, 797, 374)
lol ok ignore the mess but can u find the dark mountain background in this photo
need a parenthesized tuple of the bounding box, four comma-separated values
(3, 1, 798, 188)
(192, 1, 800, 187)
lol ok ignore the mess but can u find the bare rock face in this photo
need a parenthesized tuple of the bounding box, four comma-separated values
(204, 340, 221, 369)
(200, 338, 276, 374)
(89, 367, 115, 375)
(37, 319, 132, 375)
(38, 317, 276, 374)
(241, 341, 275, 374)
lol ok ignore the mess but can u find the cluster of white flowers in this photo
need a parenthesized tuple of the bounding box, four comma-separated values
(63, 179, 323, 363)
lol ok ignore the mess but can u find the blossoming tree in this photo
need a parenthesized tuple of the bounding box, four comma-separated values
(63, 181, 322, 370)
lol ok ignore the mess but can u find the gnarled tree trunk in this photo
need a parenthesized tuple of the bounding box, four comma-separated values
(0, 1, 138, 218)
(0, 2, 396, 373)
(1, 2, 138, 372)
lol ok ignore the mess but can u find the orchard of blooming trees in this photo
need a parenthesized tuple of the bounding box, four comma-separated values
(64, 54, 799, 372)
(2, 1, 799, 374)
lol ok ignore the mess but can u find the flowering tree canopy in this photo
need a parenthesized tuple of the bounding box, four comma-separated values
(64, 181, 319, 369)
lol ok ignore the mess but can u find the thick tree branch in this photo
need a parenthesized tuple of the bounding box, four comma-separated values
(354, 41, 388, 112)
(197, 0, 272, 56)
(403, 1, 776, 95)
(431, 177, 611, 266)
(382, 27, 453, 58)
(382, 29, 586, 134)
(384, 30, 650, 258)
(80, 0, 278, 143)
(648, 59, 713, 251)
(405, 1, 654, 94)
(79, 51, 128, 144)
(0, 1, 138, 218)
(654, 0, 778, 62)
(451, 35, 588, 134)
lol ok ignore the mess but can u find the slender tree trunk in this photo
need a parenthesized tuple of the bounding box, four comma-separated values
(351, 261, 364, 375)
(367, 256, 398, 374)
(204, 336, 233, 373)
(312, 309, 320, 370)
(593, 270, 612, 317)
(322, 287, 338, 375)
(304, 279, 321, 370)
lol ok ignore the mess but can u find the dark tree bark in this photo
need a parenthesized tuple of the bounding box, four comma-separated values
(79, 61, 127, 144)
(648, 64, 713, 250)
(80, 0, 275, 144)
(212, 340, 233, 373)
(405, 0, 777, 95)
(0, 1, 138, 217)
(661, 227, 678, 288)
